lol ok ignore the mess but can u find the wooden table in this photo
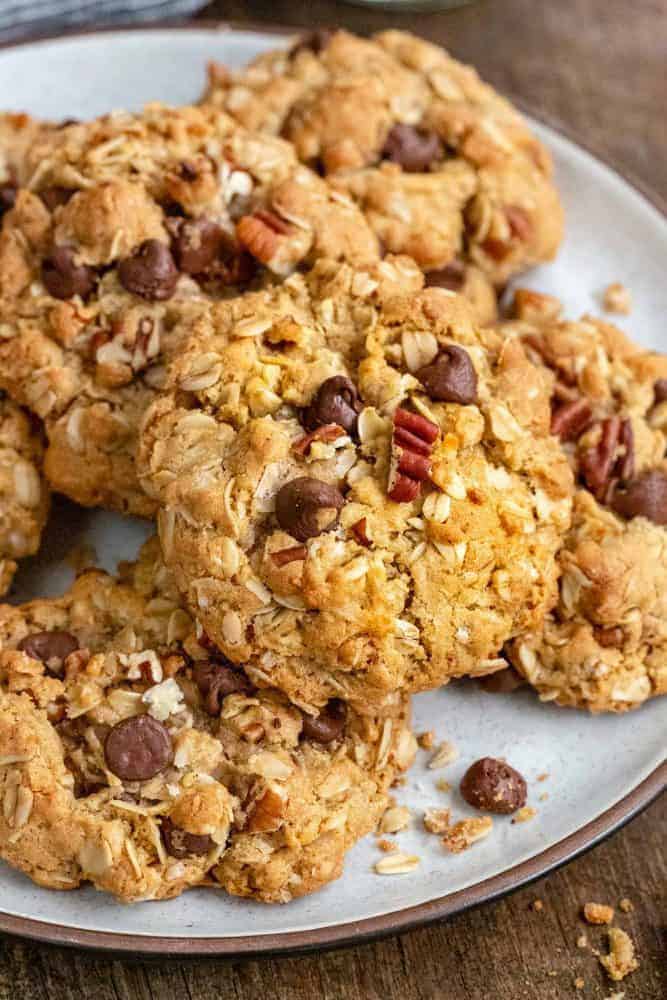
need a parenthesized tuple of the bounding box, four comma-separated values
(1, 1, 665, 997)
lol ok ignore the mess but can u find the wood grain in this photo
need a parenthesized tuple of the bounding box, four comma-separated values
(0, 1, 665, 996)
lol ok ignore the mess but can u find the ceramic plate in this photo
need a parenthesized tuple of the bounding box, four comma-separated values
(0, 24, 665, 957)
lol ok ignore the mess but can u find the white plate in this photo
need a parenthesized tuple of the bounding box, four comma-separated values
(1, 25, 665, 957)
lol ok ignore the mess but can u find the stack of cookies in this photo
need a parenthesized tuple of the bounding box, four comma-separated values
(0, 29, 663, 905)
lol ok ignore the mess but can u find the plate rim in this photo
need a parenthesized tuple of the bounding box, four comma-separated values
(0, 18, 665, 959)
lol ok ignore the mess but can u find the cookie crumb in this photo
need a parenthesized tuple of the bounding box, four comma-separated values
(603, 282, 632, 315)
(531, 898, 544, 912)
(378, 804, 411, 834)
(428, 740, 459, 769)
(537, 772, 549, 782)
(512, 806, 536, 824)
(574, 977, 585, 990)
(377, 838, 397, 853)
(577, 933, 589, 949)
(618, 897, 634, 913)
(599, 927, 638, 981)
(602, 994, 625, 1000)
(423, 807, 451, 834)
(435, 778, 451, 793)
(417, 730, 435, 750)
(442, 816, 492, 853)
(583, 902, 615, 925)
(374, 853, 420, 875)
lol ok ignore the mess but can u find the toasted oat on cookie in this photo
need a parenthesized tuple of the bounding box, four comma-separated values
(0, 103, 380, 516)
(138, 258, 572, 710)
(505, 297, 667, 711)
(202, 28, 563, 290)
(0, 537, 415, 903)
(0, 395, 49, 595)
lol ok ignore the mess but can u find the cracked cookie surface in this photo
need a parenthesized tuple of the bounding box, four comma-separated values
(202, 28, 563, 291)
(0, 537, 414, 903)
(138, 258, 572, 711)
(0, 102, 380, 516)
(506, 294, 667, 711)
(0, 395, 49, 595)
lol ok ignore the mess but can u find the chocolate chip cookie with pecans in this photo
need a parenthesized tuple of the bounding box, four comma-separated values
(138, 258, 572, 711)
(0, 537, 415, 903)
(202, 28, 563, 294)
(0, 395, 50, 595)
(0, 102, 381, 516)
(505, 292, 667, 711)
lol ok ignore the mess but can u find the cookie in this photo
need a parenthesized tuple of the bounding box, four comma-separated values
(202, 29, 563, 288)
(0, 537, 415, 903)
(0, 102, 381, 516)
(0, 395, 49, 595)
(506, 293, 667, 711)
(138, 258, 572, 710)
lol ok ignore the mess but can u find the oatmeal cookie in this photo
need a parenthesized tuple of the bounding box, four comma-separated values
(0, 537, 414, 903)
(0, 395, 49, 595)
(506, 296, 667, 711)
(138, 258, 572, 710)
(203, 28, 563, 289)
(0, 102, 380, 516)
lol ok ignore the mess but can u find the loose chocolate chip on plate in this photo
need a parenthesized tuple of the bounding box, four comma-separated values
(104, 714, 173, 782)
(193, 659, 252, 716)
(381, 124, 444, 173)
(171, 217, 229, 275)
(303, 375, 362, 435)
(17, 630, 79, 673)
(609, 468, 667, 525)
(118, 239, 179, 301)
(276, 477, 344, 542)
(42, 245, 96, 300)
(301, 699, 347, 743)
(161, 817, 213, 859)
(460, 757, 527, 814)
(416, 345, 478, 404)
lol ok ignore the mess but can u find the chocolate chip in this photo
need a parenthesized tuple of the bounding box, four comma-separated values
(609, 468, 667, 525)
(303, 376, 362, 436)
(17, 630, 79, 673)
(40, 186, 75, 212)
(416, 345, 478, 404)
(290, 29, 334, 56)
(118, 239, 179, 301)
(381, 124, 444, 173)
(171, 217, 229, 275)
(161, 817, 213, 859)
(193, 659, 252, 716)
(425, 261, 466, 292)
(0, 183, 17, 218)
(654, 379, 667, 404)
(42, 245, 96, 300)
(301, 699, 347, 743)
(104, 715, 173, 781)
(460, 757, 527, 815)
(275, 477, 345, 542)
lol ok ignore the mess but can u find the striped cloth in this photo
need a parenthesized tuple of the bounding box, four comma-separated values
(0, 1, 207, 39)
